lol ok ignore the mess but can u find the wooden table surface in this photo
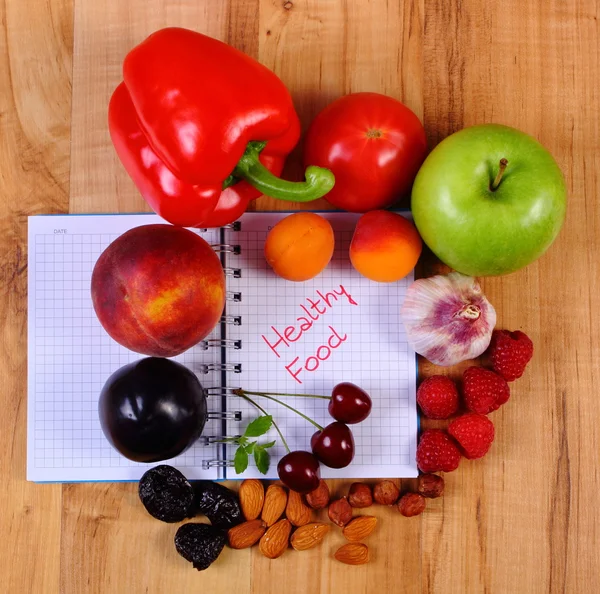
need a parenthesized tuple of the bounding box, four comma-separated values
(1, 0, 598, 592)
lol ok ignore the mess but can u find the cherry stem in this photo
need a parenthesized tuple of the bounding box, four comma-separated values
(236, 392, 290, 453)
(491, 158, 508, 191)
(234, 389, 330, 400)
(234, 389, 324, 431)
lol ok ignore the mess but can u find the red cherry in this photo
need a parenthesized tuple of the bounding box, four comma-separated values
(311, 421, 355, 468)
(277, 450, 321, 494)
(329, 382, 372, 424)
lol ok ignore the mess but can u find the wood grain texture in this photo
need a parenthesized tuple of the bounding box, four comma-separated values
(422, 2, 600, 592)
(2, 0, 599, 592)
(0, 0, 72, 592)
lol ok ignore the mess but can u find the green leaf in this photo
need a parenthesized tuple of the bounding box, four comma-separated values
(234, 446, 249, 474)
(244, 442, 256, 454)
(254, 447, 270, 475)
(244, 415, 273, 438)
(261, 440, 276, 449)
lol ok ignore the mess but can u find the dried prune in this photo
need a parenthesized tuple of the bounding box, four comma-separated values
(138, 465, 195, 523)
(174, 523, 226, 571)
(195, 481, 243, 528)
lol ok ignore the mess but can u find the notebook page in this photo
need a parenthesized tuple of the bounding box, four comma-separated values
(27, 214, 224, 482)
(224, 212, 418, 480)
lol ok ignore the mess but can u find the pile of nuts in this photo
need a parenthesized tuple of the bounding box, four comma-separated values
(231, 474, 444, 565)
(230, 480, 330, 559)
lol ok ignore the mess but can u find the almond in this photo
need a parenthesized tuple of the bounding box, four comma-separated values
(334, 543, 370, 565)
(286, 490, 312, 527)
(290, 522, 330, 551)
(239, 479, 265, 520)
(228, 519, 267, 549)
(259, 518, 291, 559)
(328, 496, 353, 527)
(342, 516, 378, 542)
(305, 479, 330, 509)
(261, 484, 287, 526)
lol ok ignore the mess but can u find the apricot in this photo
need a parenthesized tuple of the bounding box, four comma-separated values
(91, 224, 225, 357)
(349, 211, 422, 282)
(264, 212, 335, 281)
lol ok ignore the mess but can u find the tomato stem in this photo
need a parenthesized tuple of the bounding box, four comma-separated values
(366, 129, 383, 139)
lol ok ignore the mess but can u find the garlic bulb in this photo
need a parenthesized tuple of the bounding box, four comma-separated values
(401, 272, 496, 366)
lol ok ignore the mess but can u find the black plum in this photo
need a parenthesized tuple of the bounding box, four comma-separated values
(98, 357, 207, 462)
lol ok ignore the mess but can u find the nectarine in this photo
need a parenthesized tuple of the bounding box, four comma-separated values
(350, 211, 422, 282)
(91, 224, 225, 357)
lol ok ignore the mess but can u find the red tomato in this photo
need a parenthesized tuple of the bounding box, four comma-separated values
(303, 93, 428, 212)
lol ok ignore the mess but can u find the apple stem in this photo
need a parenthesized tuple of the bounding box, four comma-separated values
(236, 392, 291, 453)
(491, 158, 508, 191)
(234, 389, 324, 431)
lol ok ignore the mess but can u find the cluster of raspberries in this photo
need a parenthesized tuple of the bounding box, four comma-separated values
(415, 330, 534, 472)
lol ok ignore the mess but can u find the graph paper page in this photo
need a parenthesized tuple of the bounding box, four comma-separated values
(27, 214, 224, 482)
(224, 212, 418, 480)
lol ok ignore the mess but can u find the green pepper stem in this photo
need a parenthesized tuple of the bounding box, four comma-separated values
(236, 392, 290, 453)
(231, 141, 335, 202)
(234, 388, 324, 431)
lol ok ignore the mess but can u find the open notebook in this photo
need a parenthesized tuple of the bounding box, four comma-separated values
(27, 212, 418, 482)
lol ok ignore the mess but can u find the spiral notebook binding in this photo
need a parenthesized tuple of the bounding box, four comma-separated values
(207, 410, 242, 420)
(197, 434, 242, 445)
(211, 243, 241, 254)
(202, 459, 234, 470)
(193, 221, 241, 234)
(223, 267, 242, 278)
(205, 386, 242, 397)
(219, 315, 242, 326)
(204, 219, 243, 477)
(200, 363, 242, 374)
(200, 339, 242, 350)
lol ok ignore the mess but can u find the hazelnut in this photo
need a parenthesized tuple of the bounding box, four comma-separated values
(348, 483, 373, 508)
(417, 474, 445, 498)
(306, 479, 330, 509)
(398, 493, 426, 517)
(328, 497, 353, 527)
(373, 480, 400, 505)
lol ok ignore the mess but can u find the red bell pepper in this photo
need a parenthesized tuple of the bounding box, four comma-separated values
(108, 28, 335, 227)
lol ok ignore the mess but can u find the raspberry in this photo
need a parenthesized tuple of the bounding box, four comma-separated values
(416, 376, 459, 419)
(416, 429, 461, 473)
(487, 330, 534, 381)
(448, 413, 495, 459)
(462, 367, 510, 414)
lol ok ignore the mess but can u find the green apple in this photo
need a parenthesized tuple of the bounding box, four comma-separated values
(411, 124, 566, 276)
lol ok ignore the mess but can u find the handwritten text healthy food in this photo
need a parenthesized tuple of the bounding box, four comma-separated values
(261, 285, 358, 383)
